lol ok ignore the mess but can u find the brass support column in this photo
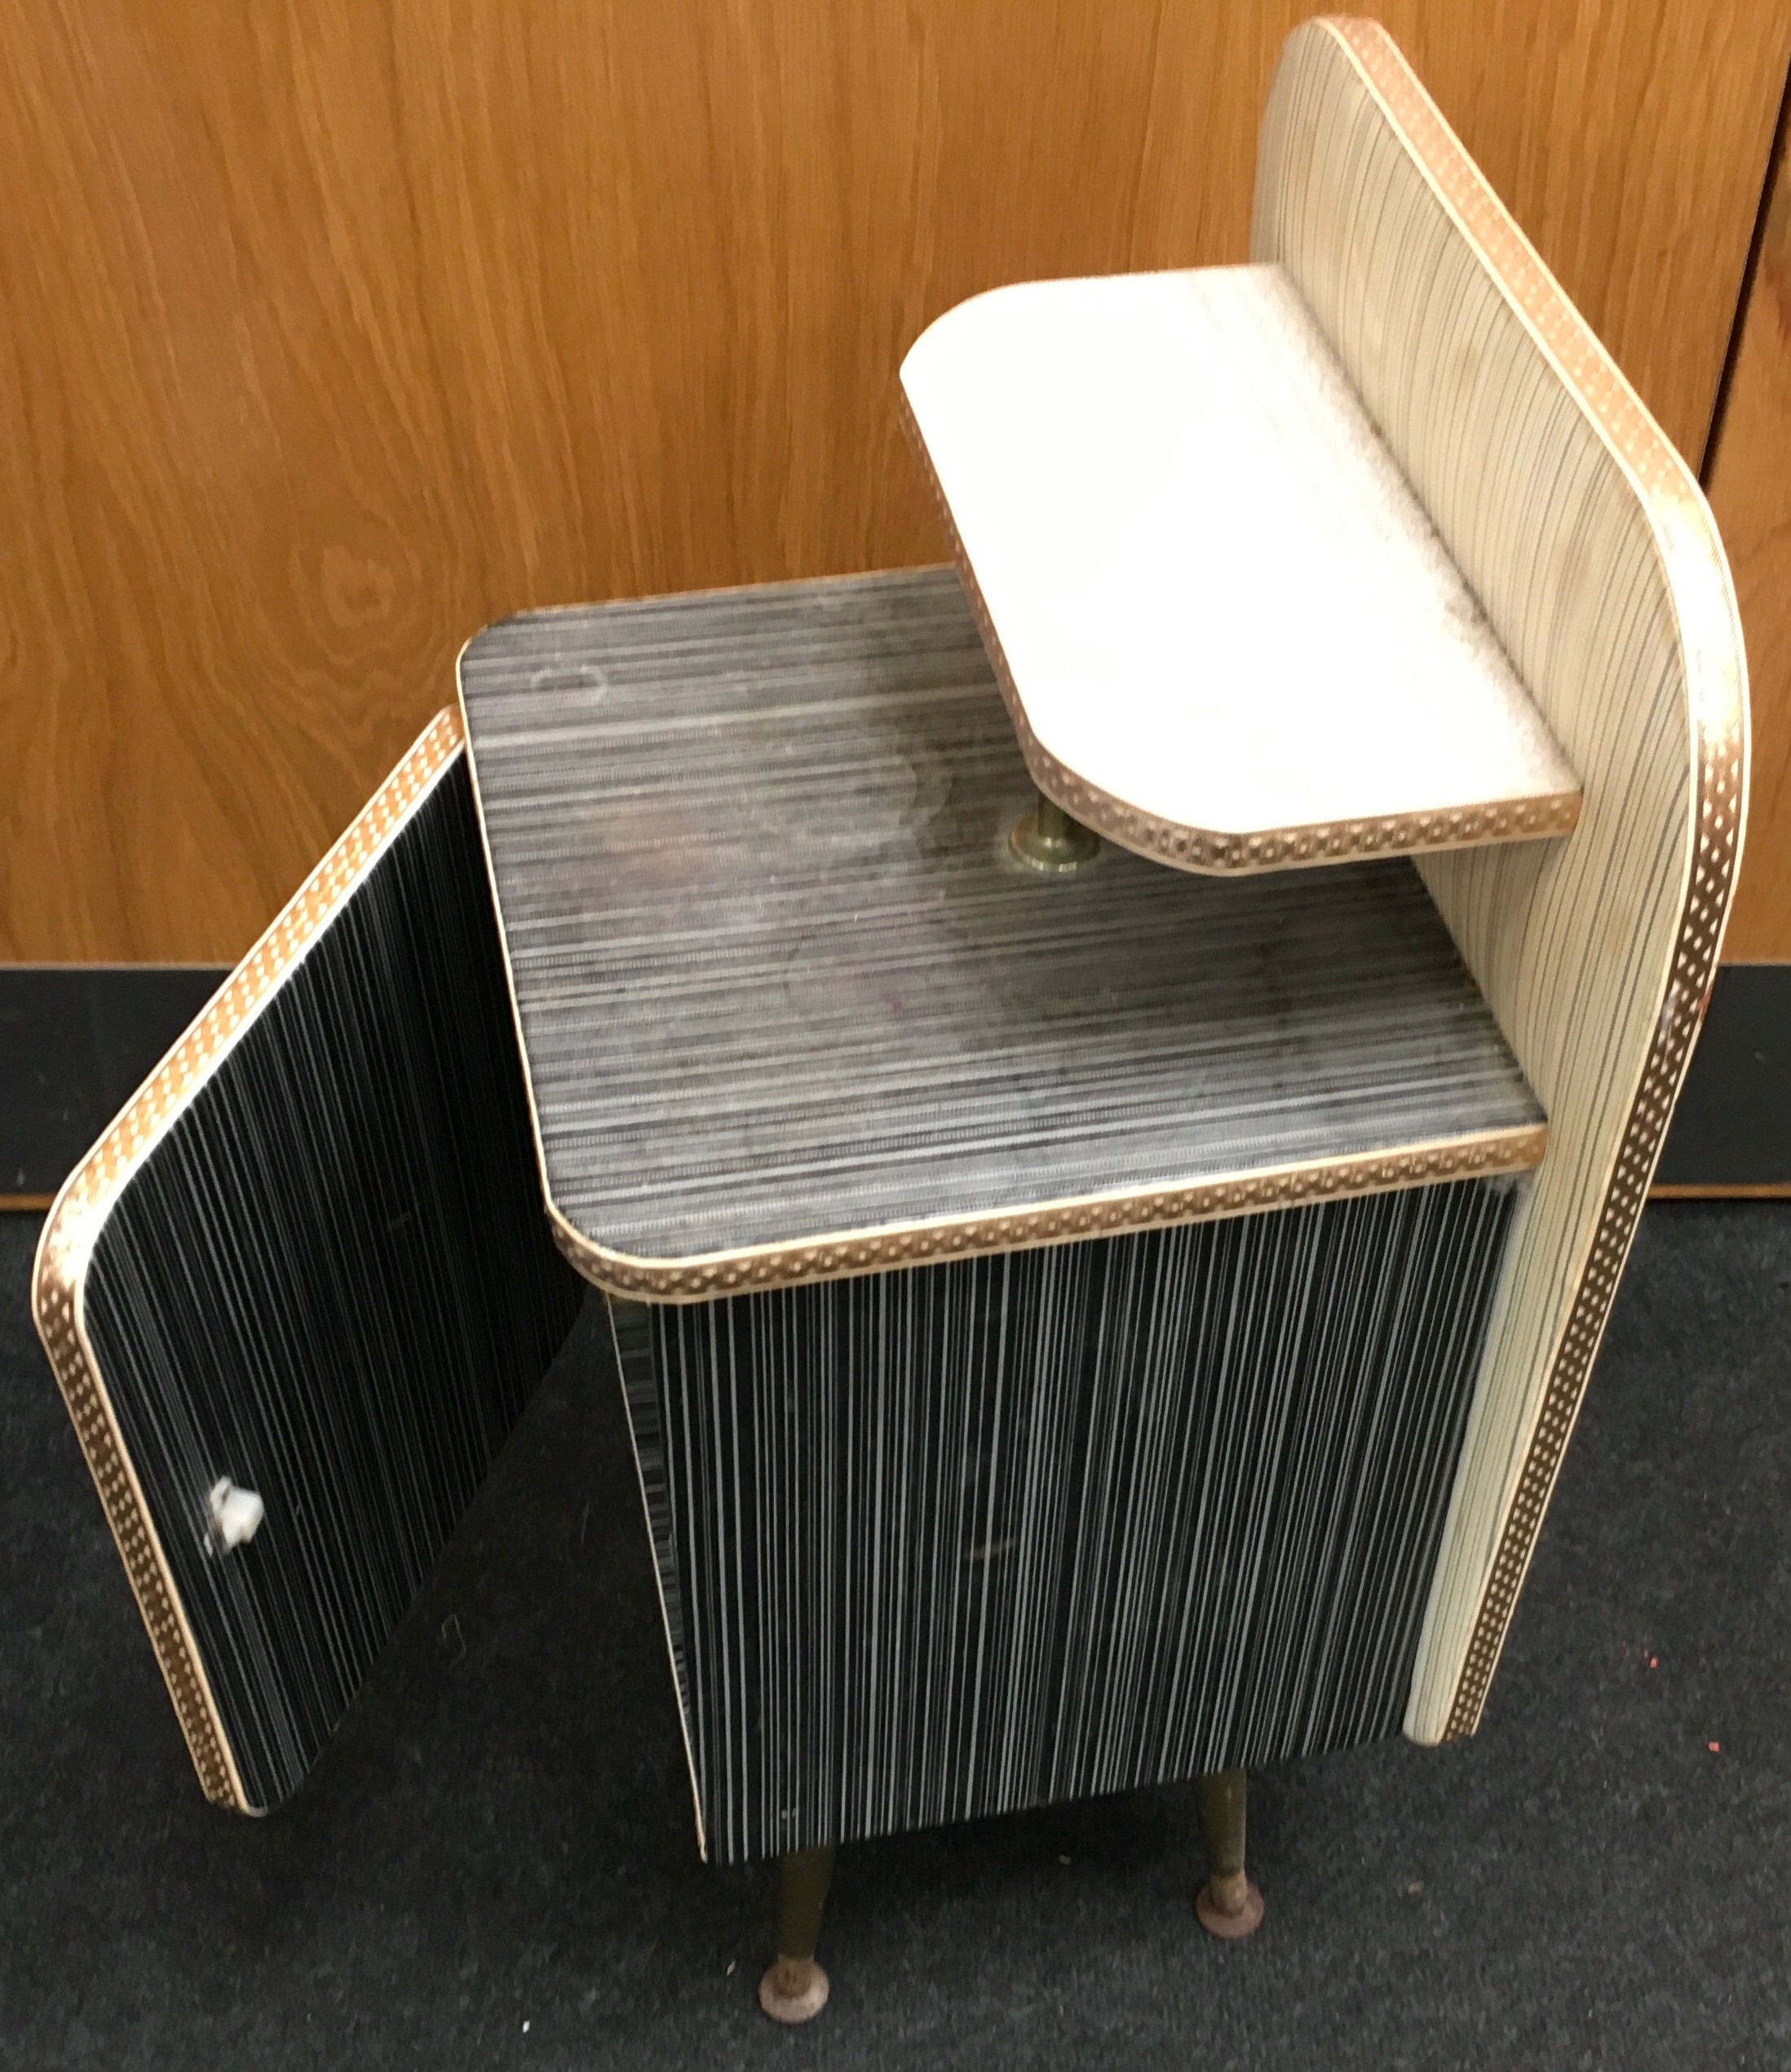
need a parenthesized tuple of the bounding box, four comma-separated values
(1009, 788, 1099, 873)
(758, 1844, 836, 2023)
(1194, 1768, 1264, 1939)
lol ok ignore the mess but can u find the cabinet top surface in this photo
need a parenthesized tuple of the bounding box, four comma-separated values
(900, 266, 1581, 873)
(458, 568, 1543, 1297)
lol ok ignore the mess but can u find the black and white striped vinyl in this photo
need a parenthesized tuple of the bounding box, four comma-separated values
(81, 758, 584, 1813)
(611, 1176, 1517, 1864)
(460, 568, 1542, 1264)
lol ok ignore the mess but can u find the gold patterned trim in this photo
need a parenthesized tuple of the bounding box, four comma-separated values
(897, 396, 1584, 877)
(543, 1125, 1547, 1302)
(1303, 18, 1749, 1740)
(30, 707, 466, 1812)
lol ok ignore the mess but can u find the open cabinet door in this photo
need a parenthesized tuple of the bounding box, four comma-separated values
(32, 709, 584, 1814)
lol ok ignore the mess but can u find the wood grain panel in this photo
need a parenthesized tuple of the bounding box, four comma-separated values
(2, 2, 1786, 961)
(1709, 95, 1791, 961)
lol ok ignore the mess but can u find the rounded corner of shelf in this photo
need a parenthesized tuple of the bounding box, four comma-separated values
(450, 629, 481, 679)
(1028, 772, 1585, 879)
(900, 278, 1049, 398)
(544, 1209, 715, 1305)
(455, 622, 505, 678)
(458, 606, 564, 683)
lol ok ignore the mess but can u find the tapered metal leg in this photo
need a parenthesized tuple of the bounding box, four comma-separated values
(1194, 1769, 1264, 1939)
(1009, 789, 1099, 873)
(758, 1844, 835, 2023)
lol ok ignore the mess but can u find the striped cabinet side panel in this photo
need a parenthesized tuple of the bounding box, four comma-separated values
(612, 1177, 1517, 1864)
(73, 755, 584, 1812)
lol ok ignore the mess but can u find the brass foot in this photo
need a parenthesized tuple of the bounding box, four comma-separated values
(1195, 1870, 1265, 1939)
(1194, 1768, 1263, 1941)
(1009, 789, 1099, 873)
(758, 1954, 831, 2024)
(758, 1844, 835, 2024)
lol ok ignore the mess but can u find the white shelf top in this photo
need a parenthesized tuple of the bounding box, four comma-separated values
(900, 264, 1581, 872)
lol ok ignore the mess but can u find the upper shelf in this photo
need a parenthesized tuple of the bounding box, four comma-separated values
(900, 264, 1581, 874)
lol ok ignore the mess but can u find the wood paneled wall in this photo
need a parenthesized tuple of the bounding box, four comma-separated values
(1709, 93, 1791, 962)
(4, 2, 1789, 964)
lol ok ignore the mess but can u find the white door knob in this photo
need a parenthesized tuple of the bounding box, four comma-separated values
(208, 1478, 265, 1550)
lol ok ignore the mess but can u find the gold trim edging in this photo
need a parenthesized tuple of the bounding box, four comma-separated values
(545, 1127, 1548, 1302)
(1311, 18, 1749, 1741)
(30, 708, 465, 1813)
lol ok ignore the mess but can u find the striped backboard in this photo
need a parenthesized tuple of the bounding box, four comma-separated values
(33, 711, 584, 1813)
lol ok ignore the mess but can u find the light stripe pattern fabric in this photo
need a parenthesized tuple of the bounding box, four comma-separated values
(1254, 19, 1749, 1738)
(611, 1177, 1517, 1865)
(460, 568, 1541, 1275)
(76, 756, 584, 1812)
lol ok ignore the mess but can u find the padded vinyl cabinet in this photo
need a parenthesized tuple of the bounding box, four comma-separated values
(33, 15, 1745, 2009)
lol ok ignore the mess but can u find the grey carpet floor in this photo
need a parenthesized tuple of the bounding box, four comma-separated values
(2, 1203, 1787, 2070)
